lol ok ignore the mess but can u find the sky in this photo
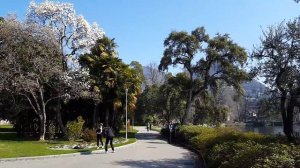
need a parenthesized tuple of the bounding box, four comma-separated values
(1, 0, 299, 71)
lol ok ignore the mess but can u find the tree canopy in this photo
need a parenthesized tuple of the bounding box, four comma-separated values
(0, 20, 65, 140)
(79, 35, 142, 128)
(159, 27, 250, 124)
(252, 19, 300, 140)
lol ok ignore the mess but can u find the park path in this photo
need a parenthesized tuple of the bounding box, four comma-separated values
(0, 126, 199, 168)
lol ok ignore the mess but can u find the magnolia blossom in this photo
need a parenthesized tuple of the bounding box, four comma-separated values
(27, 0, 104, 57)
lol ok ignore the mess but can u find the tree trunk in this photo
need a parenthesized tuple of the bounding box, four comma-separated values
(93, 102, 98, 128)
(183, 89, 193, 124)
(280, 91, 296, 141)
(56, 102, 67, 136)
(280, 93, 288, 137)
(39, 112, 46, 141)
(39, 100, 47, 141)
(285, 94, 295, 141)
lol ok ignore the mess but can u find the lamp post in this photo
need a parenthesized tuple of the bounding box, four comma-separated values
(125, 88, 128, 140)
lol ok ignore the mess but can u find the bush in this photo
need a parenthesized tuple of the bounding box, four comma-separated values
(82, 128, 97, 142)
(66, 116, 85, 141)
(171, 125, 300, 168)
(208, 141, 296, 168)
(47, 121, 56, 141)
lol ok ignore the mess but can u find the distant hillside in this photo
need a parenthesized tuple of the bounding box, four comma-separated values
(243, 80, 268, 98)
(142, 65, 268, 99)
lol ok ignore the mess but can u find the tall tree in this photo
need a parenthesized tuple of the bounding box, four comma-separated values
(158, 73, 188, 124)
(136, 85, 161, 123)
(145, 62, 165, 86)
(0, 20, 66, 140)
(130, 61, 146, 85)
(252, 20, 300, 140)
(80, 36, 142, 129)
(26, 0, 104, 68)
(26, 0, 104, 134)
(159, 27, 250, 124)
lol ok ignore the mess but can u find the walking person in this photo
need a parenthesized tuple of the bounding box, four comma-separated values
(105, 126, 115, 153)
(96, 123, 103, 149)
(146, 122, 150, 132)
(168, 122, 173, 144)
(150, 122, 152, 131)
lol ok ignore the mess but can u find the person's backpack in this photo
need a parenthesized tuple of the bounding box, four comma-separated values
(106, 127, 115, 137)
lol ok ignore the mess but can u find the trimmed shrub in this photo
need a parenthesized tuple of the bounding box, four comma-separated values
(208, 141, 296, 168)
(169, 125, 300, 168)
(66, 116, 85, 141)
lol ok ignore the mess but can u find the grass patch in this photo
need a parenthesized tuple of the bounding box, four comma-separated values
(0, 124, 15, 132)
(151, 126, 161, 132)
(0, 130, 137, 159)
(117, 128, 138, 138)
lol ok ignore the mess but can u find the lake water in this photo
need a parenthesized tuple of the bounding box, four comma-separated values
(231, 125, 300, 135)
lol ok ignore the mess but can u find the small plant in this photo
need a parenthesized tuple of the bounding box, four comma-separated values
(66, 116, 85, 141)
(47, 121, 56, 141)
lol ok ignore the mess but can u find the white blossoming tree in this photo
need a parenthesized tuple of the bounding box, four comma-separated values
(26, 0, 104, 69)
(26, 0, 104, 133)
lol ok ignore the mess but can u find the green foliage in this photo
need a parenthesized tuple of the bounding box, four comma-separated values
(209, 141, 295, 168)
(194, 97, 229, 125)
(130, 61, 145, 84)
(79, 35, 142, 127)
(66, 116, 85, 141)
(136, 85, 161, 123)
(0, 124, 14, 132)
(171, 125, 300, 168)
(252, 19, 300, 140)
(0, 17, 4, 24)
(82, 128, 97, 142)
(159, 26, 250, 123)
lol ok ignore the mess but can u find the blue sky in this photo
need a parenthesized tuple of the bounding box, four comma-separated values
(1, 0, 299, 70)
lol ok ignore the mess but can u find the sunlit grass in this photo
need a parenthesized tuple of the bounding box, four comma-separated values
(151, 126, 162, 132)
(0, 130, 137, 159)
(0, 124, 14, 132)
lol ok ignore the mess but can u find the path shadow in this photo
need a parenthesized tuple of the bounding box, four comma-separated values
(116, 158, 200, 168)
(136, 132, 160, 140)
(79, 150, 93, 155)
(146, 141, 167, 144)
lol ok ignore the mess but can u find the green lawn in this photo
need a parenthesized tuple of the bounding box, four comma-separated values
(0, 130, 136, 159)
(151, 126, 161, 132)
(0, 124, 15, 132)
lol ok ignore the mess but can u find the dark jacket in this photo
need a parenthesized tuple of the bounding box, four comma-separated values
(105, 127, 115, 138)
(96, 128, 102, 136)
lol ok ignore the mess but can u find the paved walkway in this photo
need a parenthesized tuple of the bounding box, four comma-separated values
(0, 126, 199, 168)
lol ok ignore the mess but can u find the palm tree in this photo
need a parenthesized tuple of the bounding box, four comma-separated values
(80, 36, 142, 130)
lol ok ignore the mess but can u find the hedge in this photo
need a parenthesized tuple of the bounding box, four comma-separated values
(161, 125, 300, 168)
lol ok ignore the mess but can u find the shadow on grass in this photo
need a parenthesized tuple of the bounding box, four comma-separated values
(0, 127, 15, 132)
(0, 133, 39, 141)
(0, 133, 69, 142)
